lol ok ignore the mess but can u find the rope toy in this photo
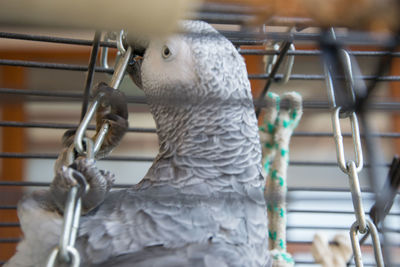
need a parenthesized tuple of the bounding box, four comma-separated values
(260, 92, 303, 267)
(311, 233, 352, 267)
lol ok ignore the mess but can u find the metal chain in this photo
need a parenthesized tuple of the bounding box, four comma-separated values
(46, 30, 131, 266)
(46, 138, 92, 267)
(46, 32, 103, 267)
(323, 28, 384, 267)
(74, 32, 132, 156)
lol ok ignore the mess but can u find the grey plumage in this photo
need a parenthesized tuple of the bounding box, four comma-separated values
(6, 21, 271, 267)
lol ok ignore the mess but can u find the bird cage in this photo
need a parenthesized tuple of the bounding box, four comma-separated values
(0, 1, 399, 266)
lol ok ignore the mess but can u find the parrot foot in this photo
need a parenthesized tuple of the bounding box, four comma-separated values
(93, 82, 129, 158)
(58, 82, 129, 160)
(50, 157, 115, 215)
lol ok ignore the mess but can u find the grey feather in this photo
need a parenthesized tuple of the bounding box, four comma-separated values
(6, 20, 271, 267)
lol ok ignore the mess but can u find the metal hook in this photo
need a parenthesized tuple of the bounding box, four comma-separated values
(117, 30, 127, 55)
(264, 43, 279, 75)
(263, 27, 295, 85)
(256, 40, 293, 118)
(322, 28, 366, 118)
(277, 43, 295, 84)
(100, 32, 116, 70)
(100, 30, 127, 71)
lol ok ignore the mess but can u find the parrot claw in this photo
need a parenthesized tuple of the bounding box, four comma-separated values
(50, 157, 114, 215)
(58, 82, 129, 161)
(92, 82, 129, 158)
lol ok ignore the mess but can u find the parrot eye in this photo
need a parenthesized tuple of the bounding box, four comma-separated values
(162, 45, 172, 59)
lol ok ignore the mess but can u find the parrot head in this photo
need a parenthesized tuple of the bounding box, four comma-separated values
(128, 20, 252, 107)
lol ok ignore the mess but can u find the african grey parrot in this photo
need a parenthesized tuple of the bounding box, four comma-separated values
(6, 20, 272, 267)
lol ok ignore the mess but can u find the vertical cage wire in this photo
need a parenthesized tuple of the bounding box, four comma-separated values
(0, 4, 400, 266)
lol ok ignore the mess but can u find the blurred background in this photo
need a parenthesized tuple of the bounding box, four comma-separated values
(0, 0, 399, 266)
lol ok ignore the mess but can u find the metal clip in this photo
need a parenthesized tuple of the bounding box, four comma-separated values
(101, 30, 127, 70)
(264, 40, 295, 84)
(331, 107, 363, 173)
(110, 45, 132, 89)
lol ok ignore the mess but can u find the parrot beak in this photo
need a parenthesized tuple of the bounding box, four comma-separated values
(126, 36, 148, 90)
(127, 56, 143, 90)
(133, 46, 146, 57)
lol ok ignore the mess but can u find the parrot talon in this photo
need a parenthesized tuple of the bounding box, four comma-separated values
(92, 82, 129, 158)
(50, 157, 114, 215)
(51, 166, 84, 214)
(71, 157, 114, 214)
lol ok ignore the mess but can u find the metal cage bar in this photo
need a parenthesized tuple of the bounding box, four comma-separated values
(1, 9, 400, 267)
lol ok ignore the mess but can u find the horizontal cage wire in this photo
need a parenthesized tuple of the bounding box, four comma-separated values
(0, 3, 400, 267)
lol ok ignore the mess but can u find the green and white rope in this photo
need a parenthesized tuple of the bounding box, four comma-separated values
(260, 92, 303, 267)
(260, 92, 280, 178)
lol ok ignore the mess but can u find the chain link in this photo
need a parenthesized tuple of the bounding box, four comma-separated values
(74, 40, 132, 157)
(74, 92, 104, 155)
(324, 28, 384, 267)
(346, 161, 367, 233)
(93, 122, 110, 155)
(47, 30, 131, 266)
(350, 220, 384, 267)
(46, 247, 80, 267)
(46, 138, 91, 267)
(331, 107, 363, 173)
